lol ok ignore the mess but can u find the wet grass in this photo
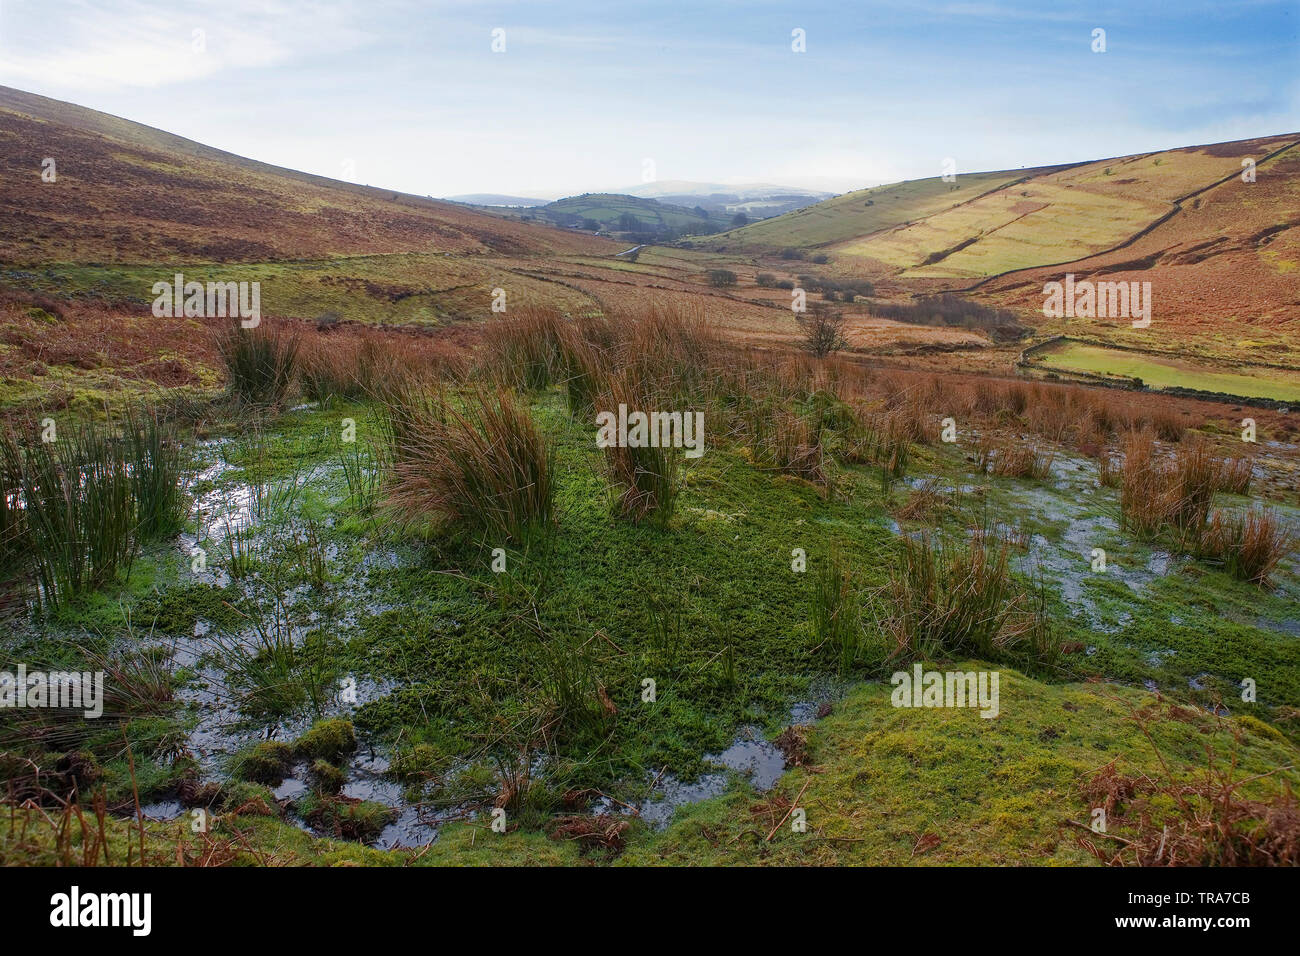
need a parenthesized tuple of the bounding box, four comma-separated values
(2, 384, 1297, 862)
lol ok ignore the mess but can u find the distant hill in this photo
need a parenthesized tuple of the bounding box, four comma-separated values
(0, 85, 612, 263)
(620, 180, 833, 201)
(489, 193, 736, 239)
(444, 193, 552, 207)
(617, 180, 833, 220)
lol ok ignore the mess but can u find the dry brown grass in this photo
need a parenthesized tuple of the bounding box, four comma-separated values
(1079, 700, 1300, 867)
(382, 386, 554, 542)
(1205, 508, 1296, 586)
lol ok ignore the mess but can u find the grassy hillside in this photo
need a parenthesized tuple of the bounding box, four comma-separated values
(981, 140, 1300, 366)
(694, 136, 1298, 286)
(688, 170, 1029, 253)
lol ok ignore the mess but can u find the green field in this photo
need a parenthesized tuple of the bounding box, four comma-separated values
(1032, 340, 1300, 402)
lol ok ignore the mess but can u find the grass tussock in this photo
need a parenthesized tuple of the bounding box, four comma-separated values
(216, 322, 301, 407)
(869, 532, 1055, 668)
(382, 387, 554, 542)
(1204, 508, 1295, 586)
(595, 370, 682, 525)
(2, 418, 137, 612)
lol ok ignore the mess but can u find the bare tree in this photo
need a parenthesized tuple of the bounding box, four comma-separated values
(797, 302, 847, 357)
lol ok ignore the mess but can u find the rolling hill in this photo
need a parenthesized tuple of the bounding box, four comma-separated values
(693, 137, 1298, 284)
(0, 86, 615, 264)
(507, 193, 732, 237)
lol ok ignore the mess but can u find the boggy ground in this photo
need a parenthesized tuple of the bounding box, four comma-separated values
(2, 325, 1298, 865)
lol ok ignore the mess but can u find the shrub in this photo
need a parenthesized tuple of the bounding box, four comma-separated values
(706, 269, 737, 288)
(797, 303, 847, 357)
(755, 273, 776, 288)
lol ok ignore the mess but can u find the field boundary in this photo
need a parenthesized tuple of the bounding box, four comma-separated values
(1018, 335, 1299, 409)
(955, 137, 1300, 292)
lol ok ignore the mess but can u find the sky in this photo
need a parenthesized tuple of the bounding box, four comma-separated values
(1, 0, 1296, 198)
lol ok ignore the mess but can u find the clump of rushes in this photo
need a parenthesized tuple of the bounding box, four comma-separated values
(216, 321, 300, 407)
(559, 323, 613, 417)
(840, 408, 908, 491)
(810, 550, 861, 676)
(1162, 436, 1218, 546)
(870, 532, 1051, 666)
(596, 370, 681, 525)
(384, 387, 554, 542)
(2, 417, 137, 613)
(1205, 508, 1295, 586)
(1119, 429, 1164, 539)
(0, 445, 26, 578)
(481, 307, 568, 391)
(990, 441, 1054, 480)
(1215, 454, 1254, 496)
(1119, 432, 1238, 550)
(124, 404, 188, 539)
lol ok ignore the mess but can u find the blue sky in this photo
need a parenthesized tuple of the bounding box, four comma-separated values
(1, 0, 1296, 197)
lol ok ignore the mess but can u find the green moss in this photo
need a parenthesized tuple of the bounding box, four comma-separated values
(296, 792, 394, 843)
(619, 669, 1300, 866)
(311, 758, 347, 794)
(294, 719, 357, 763)
(232, 741, 295, 785)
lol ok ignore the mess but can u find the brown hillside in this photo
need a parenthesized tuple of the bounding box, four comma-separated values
(0, 86, 617, 264)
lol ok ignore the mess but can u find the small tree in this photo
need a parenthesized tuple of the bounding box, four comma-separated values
(707, 269, 737, 288)
(755, 273, 776, 288)
(797, 302, 847, 357)
(731, 212, 750, 227)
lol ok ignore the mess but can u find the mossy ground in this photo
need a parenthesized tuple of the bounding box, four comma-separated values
(2, 387, 1297, 864)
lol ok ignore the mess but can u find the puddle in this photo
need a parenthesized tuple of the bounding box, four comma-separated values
(634, 686, 842, 830)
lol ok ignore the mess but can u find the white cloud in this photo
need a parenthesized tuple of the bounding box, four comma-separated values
(0, 0, 370, 91)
